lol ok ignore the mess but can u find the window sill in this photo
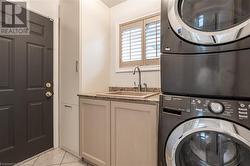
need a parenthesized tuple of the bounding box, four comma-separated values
(115, 65, 160, 73)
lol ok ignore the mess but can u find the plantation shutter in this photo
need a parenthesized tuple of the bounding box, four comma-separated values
(144, 15, 161, 65)
(119, 14, 160, 68)
(120, 21, 143, 67)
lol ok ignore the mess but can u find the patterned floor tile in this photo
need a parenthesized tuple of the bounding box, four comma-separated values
(61, 152, 80, 164)
(34, 148, 65, 166)
(61, 161, 87, 166)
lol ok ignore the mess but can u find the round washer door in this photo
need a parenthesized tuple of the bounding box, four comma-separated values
(167, 0, 250, 45)
(165, 118, 250, 166)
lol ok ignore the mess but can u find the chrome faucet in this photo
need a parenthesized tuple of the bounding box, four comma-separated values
(133, 66, 142, 92)
(143, 83, 148, 92)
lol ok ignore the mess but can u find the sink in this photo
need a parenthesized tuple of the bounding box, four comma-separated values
(96, 91, 159, 99)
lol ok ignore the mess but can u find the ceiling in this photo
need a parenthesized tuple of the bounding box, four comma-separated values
(101, 0, 127, 7)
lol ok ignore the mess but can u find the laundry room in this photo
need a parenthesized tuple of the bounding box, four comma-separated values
(0, 0, 250, 166)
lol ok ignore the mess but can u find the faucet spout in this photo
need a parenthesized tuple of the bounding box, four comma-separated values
(133, 66, 142, 92)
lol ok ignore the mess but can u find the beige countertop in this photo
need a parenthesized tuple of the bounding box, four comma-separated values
(78, 92, 160, 105)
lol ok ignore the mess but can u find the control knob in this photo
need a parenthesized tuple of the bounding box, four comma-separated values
(209, 102, 224, 114)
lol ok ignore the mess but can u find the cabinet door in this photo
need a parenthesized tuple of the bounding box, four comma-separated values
(61, 103, 79, 156)
(111, 102, 158, 166)
(80, 99, 111, 166)
(60, 0, 79, 105)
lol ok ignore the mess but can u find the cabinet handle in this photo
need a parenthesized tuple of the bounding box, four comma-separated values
(76, 61, 79, 72)
(64, 105, 72, 108)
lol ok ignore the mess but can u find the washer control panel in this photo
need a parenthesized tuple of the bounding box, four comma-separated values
(191, 97, 250, 120)
(162, 95, 250, 120)
(161, 95, 250, 127)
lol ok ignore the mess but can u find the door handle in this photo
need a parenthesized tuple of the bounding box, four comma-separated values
(45, 91, 53, 98)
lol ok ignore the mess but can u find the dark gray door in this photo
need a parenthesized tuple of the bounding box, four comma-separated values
(0, 11, 53, 164)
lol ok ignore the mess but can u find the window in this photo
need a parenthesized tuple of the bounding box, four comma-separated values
(119, 14, 160, 68)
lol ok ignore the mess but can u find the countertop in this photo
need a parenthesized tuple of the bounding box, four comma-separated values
(78, 92, 160, 105)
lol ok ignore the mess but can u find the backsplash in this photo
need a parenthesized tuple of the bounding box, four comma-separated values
(109, 87, 161, 92)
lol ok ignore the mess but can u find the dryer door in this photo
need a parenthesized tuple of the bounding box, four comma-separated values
(168, 0, 250, 45)
(165, 118, 250, 166)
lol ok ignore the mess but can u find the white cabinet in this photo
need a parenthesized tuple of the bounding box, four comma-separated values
(59, 0, 80, 155)
(61, 103, 79, 155)
(111, 102, 158, 166)
(80, 99, 111, 166)
(79, 98, 158, 166)
(60, 0, 79, 105)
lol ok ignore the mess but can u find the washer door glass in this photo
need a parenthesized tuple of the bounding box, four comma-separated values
(176, 131, 250, 166)
(180, 0, 250, 32)
(165, 119, 250, 166)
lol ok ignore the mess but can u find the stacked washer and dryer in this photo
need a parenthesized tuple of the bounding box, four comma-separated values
(159, 0, 250, 165)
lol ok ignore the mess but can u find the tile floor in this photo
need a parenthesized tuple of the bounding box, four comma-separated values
(17, 148, 88, 166)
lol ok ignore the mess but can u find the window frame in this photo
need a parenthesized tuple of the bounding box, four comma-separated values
(119, 13, 161, 68)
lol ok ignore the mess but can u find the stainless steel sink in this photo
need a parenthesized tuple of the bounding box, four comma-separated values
(96, 91, 159, 99)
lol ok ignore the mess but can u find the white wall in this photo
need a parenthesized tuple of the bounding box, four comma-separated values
(80, 0, 111, 93)
(79, 0, 161, 91)
(110, 0, 161, 88)
(21, 0, 60, 148)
